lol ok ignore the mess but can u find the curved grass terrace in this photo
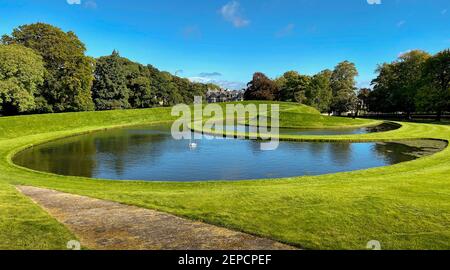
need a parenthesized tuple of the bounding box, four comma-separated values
(0, 102, 449, 250)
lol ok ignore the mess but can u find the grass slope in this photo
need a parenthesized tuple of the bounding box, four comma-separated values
(0, 102, 448, 250)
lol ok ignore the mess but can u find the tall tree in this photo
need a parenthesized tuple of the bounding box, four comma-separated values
(92, 51, 130, 110)
(276, 71, 311, 103)
(330, 61, 358, 115)
(120, 58, 154, 108)
(370, 50, 431, 118)
(392, 50, 431, 118)
(159, 71, 183, 106)
(369, 63, 397, 113)
(357, 88, 371, 112)
(416, 49, 450, 121)
(244, 72, 279, 101)
(2, 23, 95, 112)
(0, 44, 45, 115)
(306, 69, 333, 112)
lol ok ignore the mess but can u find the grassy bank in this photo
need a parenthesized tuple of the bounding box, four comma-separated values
(0, 102, 449, 250)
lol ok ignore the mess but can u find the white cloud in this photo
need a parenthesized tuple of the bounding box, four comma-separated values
(198, 72, 222, 77)
(396, 20, 406, 27)
(367, 0, 381, 4)
(84, 1, 97, 9)
(67, 0, 97, 9)
(220, 1, 250, 28)
(276, 24, 295, 38)
(67, 0, 81, 5)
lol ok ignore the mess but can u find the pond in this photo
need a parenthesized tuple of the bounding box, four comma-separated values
(13, 124, 445, 182)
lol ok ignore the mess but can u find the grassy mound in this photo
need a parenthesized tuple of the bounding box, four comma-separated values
(0, 102, 448, 250)
(227, 101, 322, 115)
(203, 101, 379, 129)
(278, 112, 380, 129)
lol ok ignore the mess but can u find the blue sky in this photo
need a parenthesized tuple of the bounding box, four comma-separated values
(1, 0, 449, 89)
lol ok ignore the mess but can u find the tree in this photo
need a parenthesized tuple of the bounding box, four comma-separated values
(416, 49, 450, 121)
(276, 71, 310, 103)
(191, 82, 209, 101)
(92, 51, 130, 110)
(158, 71, 183, 106)
(392, 50, 431, 118)
(0, 44, 45, 115)
(244, 72, 279, 101)
(120, 58, 154, 108)
(369, 63, 397, 113)
(369, 50, 431, 118)
(2, 23, 95, 112)
(355, 88, 371, 117)
(357, 88, 371, 111)
(305, 69, 333, 112)
(330, 61, 358, 115)
(206, 83, 221, 91)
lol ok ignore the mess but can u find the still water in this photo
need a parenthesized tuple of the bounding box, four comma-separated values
(224, 122, 399, 136)
(13, 124, 441, 181)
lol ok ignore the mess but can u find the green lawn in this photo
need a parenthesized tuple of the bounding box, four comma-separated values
(0, 102, 449, 250)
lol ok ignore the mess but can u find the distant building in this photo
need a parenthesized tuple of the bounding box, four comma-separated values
(206, 88, 244, 103)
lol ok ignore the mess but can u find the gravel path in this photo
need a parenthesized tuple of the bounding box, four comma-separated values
(16, 185, 295, 250)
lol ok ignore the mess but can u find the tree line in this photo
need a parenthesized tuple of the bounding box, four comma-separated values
(365, 50, 449, 120)
(244, 61, 360, 116)
(244, 49, 449, 120)
(1, 23, 448, 120)
(0, 23, 208, 115)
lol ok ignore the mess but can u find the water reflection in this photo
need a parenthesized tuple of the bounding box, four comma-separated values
(221, 122, 400, 136)
(13, 125, 443, 182)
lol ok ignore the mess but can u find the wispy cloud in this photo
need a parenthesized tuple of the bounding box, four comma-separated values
(396, 20, 406, 27)
(220, 1, 250, 28)
(442, 9, 448, 15)
(276, 23, 295, 38)
(84, 1, 97, 9)
(367, 0, 381, 5)
(67, 0, 81, 5)
(67, 0, 97, 9)
(198, 72, 222, 77)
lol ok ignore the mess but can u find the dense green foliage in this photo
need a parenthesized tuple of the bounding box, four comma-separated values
(305, 69, 333, 113)
(416, 49, 450, 120)
(0, 102, 448, 250)
(0, 45, 45, 114)
(275, 71, 311, 103)
(244, 62, 358, 114)
(330, 61, 359, 115)
(245, 49, 449, 119)
(2, 23, 95, 113)
(368, 49, 449, 120)
(92, 51, 131, 110)
(93, 52, 208, 109)
(0, 23, 208, 116)
(123, 59, 154, 109)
